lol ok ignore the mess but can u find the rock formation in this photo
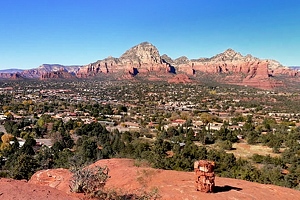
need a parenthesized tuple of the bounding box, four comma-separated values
(0, 64, 80, 79)
(168, 74, 192, 83)
(0, 177, 79, 200)
(0, 72, 24, 80)
(119, 42, 161, 64)
(76, 42, 172, 79)
(19, 159, 300, 200)
(0, 42, 299, 90)
(40, 68, 75, 80)
(179, 49, 288, 89)
(106, 42, 287, 89)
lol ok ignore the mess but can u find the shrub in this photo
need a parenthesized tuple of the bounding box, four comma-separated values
(70, 165, 160, 199)
(70, 166, 110, 195)
(219, 140, 233, 150)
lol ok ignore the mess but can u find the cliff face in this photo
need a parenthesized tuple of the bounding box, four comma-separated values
(120, 42, 162, 64)
(40, 68, 76, 80)
(62, 44, 300, 89)
(176, 49, 291, 89)
(0, 42, 298, 90)
(76, 42, 173, 80)
(74, 43, 293, 89)
(188, 49, 273, 75)
(0, 72, 24, 80)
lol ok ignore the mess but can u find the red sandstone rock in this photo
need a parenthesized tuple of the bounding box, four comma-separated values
(29, 168, 73, 193)
(40, 68, 75, 80)
(0, 73, 23, 79)
(0, 178, 80, 200)
(26, 159, 300, 200)
(168, 74, 192, 83)
(1, 43, 299, 90)
(178, 64, 194, 75)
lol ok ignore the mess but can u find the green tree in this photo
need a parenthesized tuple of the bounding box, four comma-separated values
(36, 146, 54, 169)
(10, 153, 40, 180)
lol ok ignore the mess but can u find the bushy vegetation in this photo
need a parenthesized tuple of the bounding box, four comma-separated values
(0, 79, 300, 191)
(70, 166, 109, 196)
(70, 166, 160, 199)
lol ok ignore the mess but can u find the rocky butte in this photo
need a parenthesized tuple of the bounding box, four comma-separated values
(1, 42, 299, 90)
(76, 42, 174, 80)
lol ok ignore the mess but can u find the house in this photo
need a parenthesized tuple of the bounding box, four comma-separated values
(228, 125, 241, 130)
(122, 122, 140, 131)
(193, 120, 204, 128)
(147, 122, 159, 129)
(171, 119, 186, 126)
(106, 126, 129, 133)
(206, 122, 223, 131)
(98, 121, 115, 127)
(0, 114, 7, 120)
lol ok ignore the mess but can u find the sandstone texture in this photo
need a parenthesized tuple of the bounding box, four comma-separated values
(0, 178, 80, 200)
(76, 42, 172, 79)
(23, 158, 300, 200)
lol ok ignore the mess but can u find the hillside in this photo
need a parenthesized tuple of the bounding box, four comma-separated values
(0, 158, 293, 200)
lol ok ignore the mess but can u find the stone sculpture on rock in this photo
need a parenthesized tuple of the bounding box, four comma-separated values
(194, 160, 215, 193)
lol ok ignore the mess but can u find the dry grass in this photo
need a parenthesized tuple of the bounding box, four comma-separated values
(226, 142, 281, 159)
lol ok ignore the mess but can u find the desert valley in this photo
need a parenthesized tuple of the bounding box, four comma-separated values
(0, 42, 300, 199)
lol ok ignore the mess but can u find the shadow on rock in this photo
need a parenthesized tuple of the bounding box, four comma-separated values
(214, 185, 242, 193)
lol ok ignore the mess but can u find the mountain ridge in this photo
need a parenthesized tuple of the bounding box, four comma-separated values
(0, 69, 24, 73)
(1, 42, 299, 90)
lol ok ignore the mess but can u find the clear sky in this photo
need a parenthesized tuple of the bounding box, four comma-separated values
(1, 0, 300, 69)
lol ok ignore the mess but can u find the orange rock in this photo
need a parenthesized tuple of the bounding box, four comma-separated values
(26, 159, 300, 200)
(168, 74, 192, 83)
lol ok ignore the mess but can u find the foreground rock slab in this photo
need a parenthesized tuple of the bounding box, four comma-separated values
(0, 178, 80, 200)
(28, 158, 300, 200)
(94, 159, 300, 200)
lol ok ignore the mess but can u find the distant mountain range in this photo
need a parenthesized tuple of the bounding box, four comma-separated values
(0, 69, 24, 73)
(0, 42, 299, 90)
(289, 66, 300, 70)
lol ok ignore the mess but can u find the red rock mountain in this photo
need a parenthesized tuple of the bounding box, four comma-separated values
(0, 42, 299, 90)
(0, 64, 80, 79)
(76, 42, 173, 79)
(0, 72, 24, 80)
(40, 68, 76, 80)
(0, 158, 296, 200)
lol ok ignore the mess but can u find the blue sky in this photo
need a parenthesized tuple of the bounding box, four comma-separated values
(0, 0, 300, 69)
